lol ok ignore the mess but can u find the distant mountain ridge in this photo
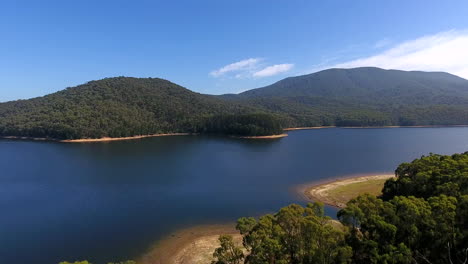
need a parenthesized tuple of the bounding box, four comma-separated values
(225, 67, 468, 127)
(1, 67, 467, 140)
(238, 67, 468, 103)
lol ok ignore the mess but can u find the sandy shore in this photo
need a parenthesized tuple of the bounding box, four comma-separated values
(300, 174, 395, 208)
(61, 133, 192, 143)
(139, 224, 240, 264)
(235, 133, 288, 139)
(140, 174, 396, 263)
(1, 132, 287, 143)
(0, 133, 193, 143)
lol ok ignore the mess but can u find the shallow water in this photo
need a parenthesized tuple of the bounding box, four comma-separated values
(1, 127, 467, 264)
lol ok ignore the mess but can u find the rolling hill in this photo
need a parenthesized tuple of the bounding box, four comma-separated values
(227, 67, 468, 127)
(0, 77, 270, 139)
(1, 67, 467, 140)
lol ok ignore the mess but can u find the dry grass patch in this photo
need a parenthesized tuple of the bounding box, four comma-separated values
(305, 175, 394, 208)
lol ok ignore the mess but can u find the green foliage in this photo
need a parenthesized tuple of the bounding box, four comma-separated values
(212, 235, 244, 264)
(236, 203, 352, 264)
(200, 113, 283, 136)
(231, 67, 468, 127)
(339, 152, 468, 264)
(382, 152, 468, 200)
(2, 67, 468, 140)
(0, 77, 274, 139)
(229, 152, 468, 263)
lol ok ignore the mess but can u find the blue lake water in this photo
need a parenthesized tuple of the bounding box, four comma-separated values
(1, 127, 468, 264)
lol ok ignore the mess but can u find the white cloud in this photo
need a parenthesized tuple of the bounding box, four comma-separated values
(253, 64, 294, 77)
(210, 58, 261, 77)
(329, 30, 468, 79)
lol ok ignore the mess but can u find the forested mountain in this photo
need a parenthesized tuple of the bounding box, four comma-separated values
(240, 67, 468, 100)
(1, 67, 468, 140)
(0, 77, 279, 139)
(227, 67, 468, 127)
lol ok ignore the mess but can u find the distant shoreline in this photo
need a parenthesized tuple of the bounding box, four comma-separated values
(341, 125, 468, 129)
(61, 133, 192, 142)
(284, 126, 336, 131)
(0, 133, 193, 143)
(298, 174, 395, 208)
(285, 124, 468, 131)
(1, 124, 467, 143)
(234, 133, 288, 139)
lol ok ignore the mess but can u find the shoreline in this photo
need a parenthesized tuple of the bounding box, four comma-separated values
(0, 125, 468, 143)
(340, 125, 468, 129)
(297, 174, 395, 208)
(1, 124, 466, 143)
(235, 133, 288, 139)
(285, 124, 468, 131)
(284, 126, 336, 131)
(61, 133, 192, 143)
(141, 173, 394, 263)
(139, 223, 239, 264)
(0, 133, 193, 143)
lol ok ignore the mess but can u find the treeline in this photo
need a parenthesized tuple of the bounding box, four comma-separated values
(212, 152, 468, 264)
(0, 78, 283, 139)
(197, 113, 283, 136)
(232, 67, 468, 128)
(236, 96, 468, 128)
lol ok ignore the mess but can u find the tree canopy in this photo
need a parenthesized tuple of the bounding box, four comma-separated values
(213, 152, 468, 264)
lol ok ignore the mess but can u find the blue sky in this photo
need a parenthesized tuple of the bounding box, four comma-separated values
(1, 0, 468, 102)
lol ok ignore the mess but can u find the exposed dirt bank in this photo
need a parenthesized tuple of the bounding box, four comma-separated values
(139, 224, 241, 264)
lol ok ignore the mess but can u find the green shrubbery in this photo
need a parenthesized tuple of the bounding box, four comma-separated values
(213, 152, 468, 264)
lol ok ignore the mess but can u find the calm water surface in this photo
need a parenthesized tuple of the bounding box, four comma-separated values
(1, 127, 468, 264)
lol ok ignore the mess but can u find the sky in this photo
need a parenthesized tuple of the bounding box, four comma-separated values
(1, 0, 468, 102)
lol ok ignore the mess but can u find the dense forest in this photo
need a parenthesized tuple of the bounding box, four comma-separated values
(211, 152, 468, 264)
(0, 77, 275, 139)
(1, 67, 468, 140)
(199, 113, 284, 137)
(225, 67, 468, 127)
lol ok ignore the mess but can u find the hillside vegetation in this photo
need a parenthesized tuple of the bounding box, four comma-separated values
(1, 67, 468, 140)
(229, 67, 468, 127)
(0, 77, 277, 139)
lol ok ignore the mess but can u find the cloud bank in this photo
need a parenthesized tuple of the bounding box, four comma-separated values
(331, 30, 468, 79)
(211, 59, 293, 78)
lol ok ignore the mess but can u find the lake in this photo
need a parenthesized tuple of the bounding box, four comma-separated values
(1, 127, 468, 264)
